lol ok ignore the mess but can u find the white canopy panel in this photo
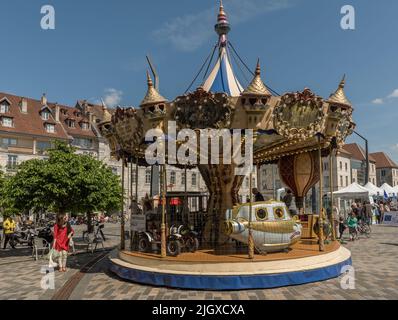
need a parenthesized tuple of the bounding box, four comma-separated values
(380, 183, 396, 196)
(332, 182, 370, 198)
(364, 182, 383, 196)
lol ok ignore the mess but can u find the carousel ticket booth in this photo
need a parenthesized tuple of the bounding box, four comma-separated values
(98, 2, 354, 290)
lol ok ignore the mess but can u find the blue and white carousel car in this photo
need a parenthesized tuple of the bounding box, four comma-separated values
(225, 201, 302, 253)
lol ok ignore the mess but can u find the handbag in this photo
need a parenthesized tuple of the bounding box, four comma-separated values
(47, 248, 60, 268)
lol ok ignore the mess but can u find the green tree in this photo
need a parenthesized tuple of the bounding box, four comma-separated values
(3, 141, 122, 229)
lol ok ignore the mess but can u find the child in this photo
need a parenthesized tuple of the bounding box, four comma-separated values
(347, 213, 358, 241)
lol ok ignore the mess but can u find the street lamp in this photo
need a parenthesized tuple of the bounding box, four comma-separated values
(353, 131, 369, 184)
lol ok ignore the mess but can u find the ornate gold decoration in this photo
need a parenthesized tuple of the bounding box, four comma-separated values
(274, 88, 325, 139)
(112, 107, 144, 154)
(141, 71, 167, 107)
(242, 60, 271, 97)
(327, 75, 352, 107)
(174, 87, 233, 129)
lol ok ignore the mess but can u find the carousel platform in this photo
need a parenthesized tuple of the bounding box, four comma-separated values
(109, 240, 352, 290)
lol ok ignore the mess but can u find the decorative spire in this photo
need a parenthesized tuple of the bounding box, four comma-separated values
(100, 98, 112, 123)
(215, 0, 230, 45)
(41, 93, 47, 106)
(242, 59, 271, 96)
(328, 75, 352, 107)
(140, 71, 167, 106)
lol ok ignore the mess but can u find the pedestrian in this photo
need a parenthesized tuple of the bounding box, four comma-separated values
(53, 213, 74, 272)
(2, 216, 16, 249)
(379, 202, 385, 224)
(338, 215, 347, 240)
(347, 212, 358, 241)
(252, 188, 265, 202)
(332, 205, 340, 238)
(363, 201, 373, 226)
(282, 189, 293, 208)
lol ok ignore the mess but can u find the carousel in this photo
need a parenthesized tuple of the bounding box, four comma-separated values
(98, 2, 355, 290)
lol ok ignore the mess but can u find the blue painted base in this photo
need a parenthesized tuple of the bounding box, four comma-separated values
(110, 257, 352, 290)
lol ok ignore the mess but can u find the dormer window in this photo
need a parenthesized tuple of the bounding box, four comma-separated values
(2, 117, 13, 127)
(45, 123, 55, 133)
(67, 119, 76, 128)
(0, 100, 10, 113)
(81, 122, 90, 130)
(41, 111, 50, 121)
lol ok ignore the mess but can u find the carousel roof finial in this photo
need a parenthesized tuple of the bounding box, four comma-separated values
(242, 59, 271, 97)
(215, 0, 230, 42)
(140, 71, 167, 106)
(328, 74, 352, 107)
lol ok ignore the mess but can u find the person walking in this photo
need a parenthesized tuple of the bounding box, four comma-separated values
(53, 213, 74, 272)
(2, 216, 16, 249)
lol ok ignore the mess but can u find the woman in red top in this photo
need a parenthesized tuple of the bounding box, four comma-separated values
(53, 213, 74, 272)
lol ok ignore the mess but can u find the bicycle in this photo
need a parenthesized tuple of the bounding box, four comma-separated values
(357, 221, 371, 238)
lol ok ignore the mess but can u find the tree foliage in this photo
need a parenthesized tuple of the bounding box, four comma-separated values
(2, 142, 122, 217)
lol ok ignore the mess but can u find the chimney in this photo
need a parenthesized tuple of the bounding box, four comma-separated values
(20, 97, 28, 113)
(41, 93, 47, 106)
(88, 112, 93, 128)
(55, 103, 60, 122)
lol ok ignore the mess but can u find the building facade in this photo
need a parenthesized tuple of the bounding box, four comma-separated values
(370, 152, 398, 187)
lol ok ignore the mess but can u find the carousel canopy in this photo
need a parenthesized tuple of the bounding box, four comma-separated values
(380, 183, 396, 196)
(364, 182, 383, 196)
(332, 182, 370, 198)
(202, 2, 243, 96)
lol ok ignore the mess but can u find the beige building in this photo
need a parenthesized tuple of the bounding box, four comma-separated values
(370, 152, 398, 187)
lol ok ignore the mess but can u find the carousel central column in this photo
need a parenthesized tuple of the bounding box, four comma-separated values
(198, 162, 244, 250)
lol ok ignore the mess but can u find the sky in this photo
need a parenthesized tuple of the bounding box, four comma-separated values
(1, 0, 398, 161)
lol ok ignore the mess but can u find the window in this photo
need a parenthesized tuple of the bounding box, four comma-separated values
(170, 171, 176, 185)
(45, 123, 55, 133)
(181, 172, 186, 185)
(131, 169, 137, 184)
(345, 176, 348, 186)
(145, 170, 151, 184)
(324, 176, 329, 188)
(72, 138, 93, 149)
(340, 176, 343, 187)
(111, 167, 118, 175)
(67, 119, 75, 128)
(339, 161, 343, 170)
(2, 138, 17, 146)
(0, 100, 10, 113)
(256, 208, 268, 221)
(37, 141, 51, 153)
(381, 170, 386, 177)
(81, 122, 90, 130)
(245, 177, 249, 188)
(7, 155, 18, 170)
(2, 117, 13, 127)
(41, 111, 50, 121)
(191, 173, 197, 187)
(274, 207, 285, 220)
(345, 163, 348, 172)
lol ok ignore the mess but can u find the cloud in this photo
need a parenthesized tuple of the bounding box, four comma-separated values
(102, 88, 123, 107)
(372, 88, 398, 104)
(372, 98, 384, 105)
(388, 89, 398, 98)
(152, 0, 295, 52)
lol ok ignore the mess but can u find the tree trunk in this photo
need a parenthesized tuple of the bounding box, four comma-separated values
(86, 212, 93, 233)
